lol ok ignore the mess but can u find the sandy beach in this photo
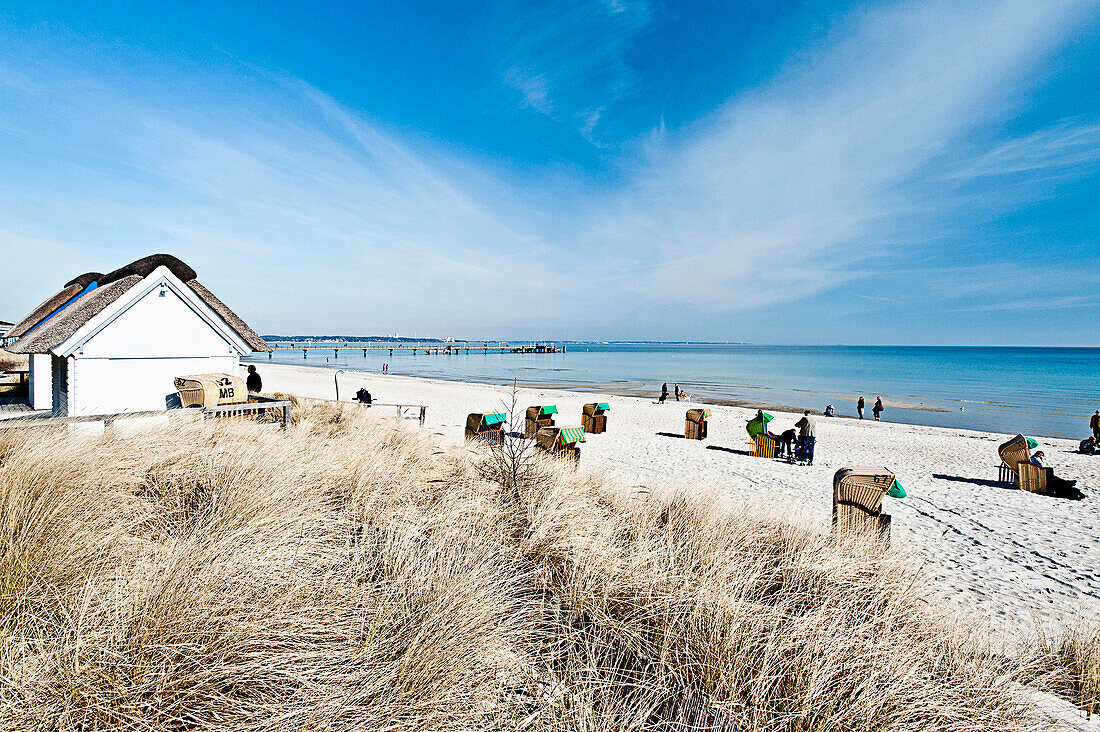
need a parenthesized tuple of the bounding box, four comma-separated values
(257, 362, 1100, 641)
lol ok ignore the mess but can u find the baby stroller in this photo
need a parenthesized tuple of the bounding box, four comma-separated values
(791, 437, 815, 465)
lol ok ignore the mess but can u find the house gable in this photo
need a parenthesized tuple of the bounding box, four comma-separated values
(55, 266, 251, 358)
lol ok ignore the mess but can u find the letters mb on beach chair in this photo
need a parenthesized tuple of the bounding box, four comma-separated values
(685, 408, 710, 440)
(525, 405, 558, 439)
(997, 434, 1049, 493)
(174, 373, 247, 408)
(536, 425, 585, 466)
(465, 412, 506, 445)
(832, 467, 906, 544)
(582, 402, 609, 434)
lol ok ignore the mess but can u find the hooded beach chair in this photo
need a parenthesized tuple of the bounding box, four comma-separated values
(465, 412, 506, 444)
(832, 467, 906, 544)
(997, 434, 1048, 492)
(582, 402, 609, 434)
(525, 405, 558, 439)
(746, 411, 776, 458)
(536, 425, 585, 466)
(685, 408, 709, 440)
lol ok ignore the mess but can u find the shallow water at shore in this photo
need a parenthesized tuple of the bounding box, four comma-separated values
(248, 343, 1100, 438)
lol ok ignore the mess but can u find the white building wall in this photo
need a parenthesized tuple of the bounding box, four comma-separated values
(78, 283, 238, 358)
(63, 281, 245, 416)
(28, 353, 52, 410)
(71, 355, 239, 415)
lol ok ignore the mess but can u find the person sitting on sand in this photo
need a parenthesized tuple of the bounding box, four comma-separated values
(355, 387, 372, 405)
(659, 383, 668, 404)
(1079, 436, 1099, 455)
(1030, 450, 1084, 499)
(872, 397, 884, 421)
(824, 404, 835, 417)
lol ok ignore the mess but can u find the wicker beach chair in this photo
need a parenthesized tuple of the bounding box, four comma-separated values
(465, 412, 506, 444)
(832, 467, 897, 542)
(582, 402, 609, 434)
(536, 425, 585, 466)
(684, 408, 709, 440)
(998, 434, 1056, 493)
(751, 434, 776, 458)
(525, 405, 557, 439)
(174, 373, 248, 408)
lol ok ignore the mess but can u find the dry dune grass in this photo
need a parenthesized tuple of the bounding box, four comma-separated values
(0, 347, 28, 372)
(0, 399, 1083, 730)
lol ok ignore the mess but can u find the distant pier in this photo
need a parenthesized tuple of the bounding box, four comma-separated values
(264, 342, 564, 358)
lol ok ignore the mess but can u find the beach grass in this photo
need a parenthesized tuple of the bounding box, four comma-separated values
(0, 398, 1077, 730)
(1031, 619, 1100, 718)
(0, 348, 27, 372)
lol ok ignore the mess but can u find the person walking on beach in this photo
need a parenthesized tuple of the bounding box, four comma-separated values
(674, 384, 682, 401)
(246, 365, 262, 393)
(1091, 410, 1100, 440)
(873, 397, 884, 421)
(857, 396, 865, 419)
(659, 383, 669, 404)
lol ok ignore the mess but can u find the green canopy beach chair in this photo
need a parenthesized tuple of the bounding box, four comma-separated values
(582, 402, 610, 434)
(465, 412, 506, 444)
(525, 405, 558, 439)
(536, 425, 585, 466)
(746, 411, 776, 458)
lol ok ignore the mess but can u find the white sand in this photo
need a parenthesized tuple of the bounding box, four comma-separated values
(255, 362, 1100, 641)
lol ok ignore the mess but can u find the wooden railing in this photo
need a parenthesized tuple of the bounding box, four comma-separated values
(0, 395, 292, 432)
(332, 400, 427, 426)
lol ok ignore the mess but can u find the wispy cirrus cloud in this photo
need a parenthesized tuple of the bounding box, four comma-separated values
(949, 120, 1100, 179)
(563, 0, 1100, 314)
(498, 0, 652, 137)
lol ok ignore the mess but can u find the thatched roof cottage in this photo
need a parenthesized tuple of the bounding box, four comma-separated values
(5, 254, 271, 415)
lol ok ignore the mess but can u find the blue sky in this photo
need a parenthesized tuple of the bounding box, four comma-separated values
(0, 0, 1098, 344)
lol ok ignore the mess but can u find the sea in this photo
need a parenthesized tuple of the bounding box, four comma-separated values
(245, 343, 1100, 439)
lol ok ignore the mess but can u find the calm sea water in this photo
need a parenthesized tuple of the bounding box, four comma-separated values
(246, 344, 1100, 439)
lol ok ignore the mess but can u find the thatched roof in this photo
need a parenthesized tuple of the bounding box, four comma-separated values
(7, 255, 271, 354)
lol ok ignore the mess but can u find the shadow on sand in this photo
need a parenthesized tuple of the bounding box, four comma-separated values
(932, 473, 1014, 490)
(705, 445, 756, 457)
